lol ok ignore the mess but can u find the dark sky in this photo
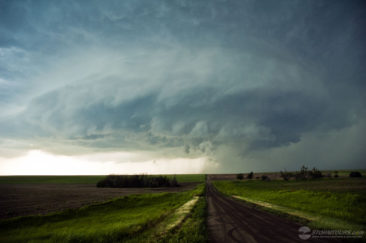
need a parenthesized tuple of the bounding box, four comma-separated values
(0, 0, 365, 173)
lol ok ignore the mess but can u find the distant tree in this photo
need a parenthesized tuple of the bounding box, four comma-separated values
(300, 165, 308, 176)
(247, 172, 254, 179)
(171, 175, 178, 187)
(236, 173, 244, 180)
(280, 170, 293, 181)
(261, 175, 270, 181)
(309, 167, 323, 179)
(334, 171, 339, 178)
(295, 165, 308, 180)
(293, 165, 323, 180)
(349, 171, 362, 178)
(96, 175, 179, 188)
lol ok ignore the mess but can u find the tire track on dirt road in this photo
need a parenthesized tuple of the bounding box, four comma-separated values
(206, 179, 332, 243)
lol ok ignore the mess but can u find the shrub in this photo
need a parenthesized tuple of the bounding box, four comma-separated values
(261, 175, 270, 181)
(247, 172, 254, 179)
(334, 171, 339, 178)
(96, 175, 179, 188)
(349, 171, 362, 178)
(236, 173, 244, 180)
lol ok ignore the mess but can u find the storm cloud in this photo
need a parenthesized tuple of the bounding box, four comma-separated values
(0, 0, 365, 172)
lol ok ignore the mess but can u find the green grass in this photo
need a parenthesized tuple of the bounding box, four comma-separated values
(213, 178, 366, 230)
(160, 189, 207, 242)
(124, 184, 207, 243)
(0, 184, 205, 242)
(0, 174, 205, 184)
(169, 174, 205, 183)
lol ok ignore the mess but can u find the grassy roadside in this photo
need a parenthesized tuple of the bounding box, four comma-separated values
(0, 174, 205, 184)
(124, 183, 207, 243)
(160, 195, 207, 243)
(0, 184, 205, 242)
(213, 178, 366, 230)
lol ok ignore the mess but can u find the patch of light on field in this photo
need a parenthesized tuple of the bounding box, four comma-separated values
(0, 150, 213, 175)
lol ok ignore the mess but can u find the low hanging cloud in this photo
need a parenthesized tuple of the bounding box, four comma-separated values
(0, 0, 365, 172)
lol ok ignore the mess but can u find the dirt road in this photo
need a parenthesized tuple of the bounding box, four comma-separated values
(206, 181, 329, 243)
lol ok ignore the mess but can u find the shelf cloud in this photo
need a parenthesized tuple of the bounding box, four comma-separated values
(0, 0, 365, 173)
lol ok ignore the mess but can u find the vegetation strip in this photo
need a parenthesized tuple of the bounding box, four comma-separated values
(122, 184, 207, 243)
(159, 195, 208, 243)
(163, 196, 199, 233)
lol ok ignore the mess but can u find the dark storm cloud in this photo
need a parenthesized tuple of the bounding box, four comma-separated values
(0, 0, 365, 170)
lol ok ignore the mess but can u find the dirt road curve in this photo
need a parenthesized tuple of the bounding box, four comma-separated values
(207, 181, 330, 243)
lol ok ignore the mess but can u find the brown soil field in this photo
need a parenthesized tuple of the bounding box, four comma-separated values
(0, 182, 197, 219)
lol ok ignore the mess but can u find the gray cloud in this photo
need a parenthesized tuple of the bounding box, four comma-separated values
(0, 0, 365, 171)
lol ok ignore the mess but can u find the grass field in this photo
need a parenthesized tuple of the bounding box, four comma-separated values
(124, 185, 207, 243)
(0, 184, 206, 242)
(213, 178, 366, 230)
(0, 174, 205, 184)
(169, 174, 205, 183)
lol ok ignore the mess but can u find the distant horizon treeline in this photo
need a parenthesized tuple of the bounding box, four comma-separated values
(280, 166, 323, 181)
(236, 166, 364, 181)
(96, 174, 179, 188)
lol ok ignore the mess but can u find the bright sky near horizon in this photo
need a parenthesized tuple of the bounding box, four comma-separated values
(0, 150, 211, 175)
(0, 0, 365, 174)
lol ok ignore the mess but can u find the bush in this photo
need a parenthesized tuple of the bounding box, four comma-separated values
(334, 171, 339, 178)
(247, 172, 254, 179)
(261, 175, 270, 181)
(96, 175, 179, 188)
(349, 171, 362, 178)
(236, 173, 244, 180)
